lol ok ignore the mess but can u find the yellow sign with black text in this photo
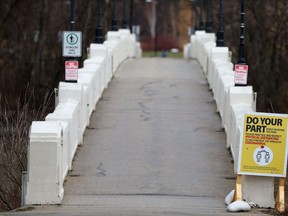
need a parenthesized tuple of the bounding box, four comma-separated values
(237, 113, 288, 177)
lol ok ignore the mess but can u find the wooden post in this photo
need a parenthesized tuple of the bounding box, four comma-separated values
(233, 175, 243, 202)
(275, 177, 285, 213)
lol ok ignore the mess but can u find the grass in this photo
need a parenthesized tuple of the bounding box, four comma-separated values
(142, 51, 183, 58)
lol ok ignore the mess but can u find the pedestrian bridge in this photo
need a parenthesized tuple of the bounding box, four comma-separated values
(1, 30, 275, 216)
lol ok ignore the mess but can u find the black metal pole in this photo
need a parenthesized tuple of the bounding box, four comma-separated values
(66, 0, 77, 83)
(70, 0, 76, 31)
(237, 0, 246, 64)
(234, 0, 247, 87)
(95, 0, 104, 43)
(111, 0, 118, 31)
(190, 1, 194, 35)
(122, 0, 128, 29)
(198, 0, 205, 30)
(190, 1, 193, 35)
(216, 0, 224, 46)
(129, 0, 134, 32)
(193, 0, 198, 32)
(205, 0, 212, 33)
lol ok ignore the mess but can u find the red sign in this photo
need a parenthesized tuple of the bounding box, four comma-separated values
(65, 61, 78, 81)
(234, 64, 248, 85)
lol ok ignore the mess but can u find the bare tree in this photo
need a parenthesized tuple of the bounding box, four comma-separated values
(30, 0, 50, 85)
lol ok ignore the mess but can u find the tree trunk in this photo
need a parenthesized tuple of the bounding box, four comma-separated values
(30, 0, 49, 85)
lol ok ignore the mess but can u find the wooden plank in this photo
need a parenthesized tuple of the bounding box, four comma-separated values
(275, 177, 285, 213)
(233, 175, 242, 202)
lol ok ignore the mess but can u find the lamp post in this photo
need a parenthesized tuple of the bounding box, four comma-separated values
(234, 0, 248, 87)
(237, 0, 246, 65)
(193, 0, 198, 33)
(216, 0, 224, 46)
(205, 0, 212, 33)
(198, 0, 205, 30)
(111, 0, 118, 31)
(65, 0, 77, 83)
(95, 0, 104, 43)
(190, 0, 197, 35)
(122, 0, 128, 29)
(70, 0, 76, 31)
(129, 0, 134, 32)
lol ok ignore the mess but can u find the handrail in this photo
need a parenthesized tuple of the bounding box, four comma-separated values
(24, 30, 141, 205)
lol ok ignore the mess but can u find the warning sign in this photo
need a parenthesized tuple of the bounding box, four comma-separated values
(237, 113, 288, 177)
(234, 64, 248, 85)
(65, 61, 78, 81)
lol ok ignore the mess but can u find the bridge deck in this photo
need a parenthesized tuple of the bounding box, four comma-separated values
(66, 58, 233, 196)
(2, 58, 270, 215)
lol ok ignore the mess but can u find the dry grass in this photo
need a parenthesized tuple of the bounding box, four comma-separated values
(0, 87, 53, 211)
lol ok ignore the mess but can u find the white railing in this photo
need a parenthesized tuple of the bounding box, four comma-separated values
(184, 32, 274, 208)
(25, 30, 142, 205)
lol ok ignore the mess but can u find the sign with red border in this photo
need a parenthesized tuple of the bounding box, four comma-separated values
(234, 64, 248, 85)
(65, 61, 78, 81)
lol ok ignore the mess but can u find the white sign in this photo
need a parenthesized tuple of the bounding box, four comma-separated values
(63, 31, 82, 57)
(65, 61, 78, 81)
(234, 64, 248, 85)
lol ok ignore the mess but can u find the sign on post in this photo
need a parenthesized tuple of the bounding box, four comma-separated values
(62, 31, 82, 57)
(65, 61, 78, 81)
(234, 64, 248, 85)
(237, 112, 288, 177)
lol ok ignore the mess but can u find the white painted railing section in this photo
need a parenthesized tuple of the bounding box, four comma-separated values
(26, 121, 64, 204)
(185, 31, 274, 207)
(25, 30, 141, 205)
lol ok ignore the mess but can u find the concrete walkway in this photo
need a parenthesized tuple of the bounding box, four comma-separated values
(2, 58, 271, 216)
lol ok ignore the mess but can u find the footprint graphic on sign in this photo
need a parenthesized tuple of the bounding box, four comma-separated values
(253, 146, 273, 166)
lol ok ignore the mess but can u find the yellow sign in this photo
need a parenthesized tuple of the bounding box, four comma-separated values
(237, 113, 288, 177)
